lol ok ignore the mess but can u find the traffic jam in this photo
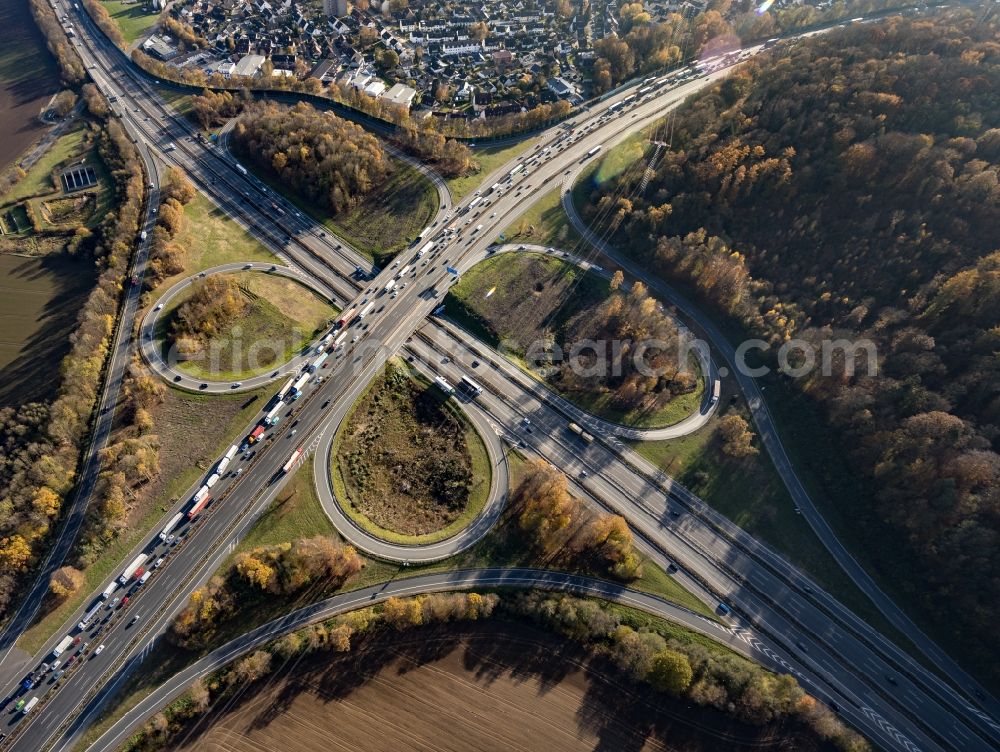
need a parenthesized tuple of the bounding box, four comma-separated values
(1, 316, 349, 725)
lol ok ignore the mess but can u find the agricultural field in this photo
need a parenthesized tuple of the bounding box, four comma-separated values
(0, 253, 95, 406)
(173, 624, 802, 752)
(0, 0, 61, 172)
(332, 361, 491, 542)
(159, 272, 336, 381)
(447, 252, 703, 428)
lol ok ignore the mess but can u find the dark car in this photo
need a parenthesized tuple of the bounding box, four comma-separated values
(199, 383, 208, 390)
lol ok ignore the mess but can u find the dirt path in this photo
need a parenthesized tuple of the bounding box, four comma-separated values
(174, 623, 816, 752)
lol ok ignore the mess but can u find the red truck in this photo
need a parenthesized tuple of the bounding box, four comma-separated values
(248, 425, 266, 444)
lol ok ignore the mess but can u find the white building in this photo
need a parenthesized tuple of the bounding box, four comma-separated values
(383, 82, 417, 109)
(233, 54, 266, 77)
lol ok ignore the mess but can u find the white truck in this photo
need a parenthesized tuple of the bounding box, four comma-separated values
(159, 512, 183, 541)
(119, 554, 148, 585)
(52, 635, 74, 658)
(101, 581, 118, 600)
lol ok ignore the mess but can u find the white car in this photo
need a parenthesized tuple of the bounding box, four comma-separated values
(154, 303, 163, 311)
(231, 382, 242, 388)
(94, 644, 105, 656)
(154, 557, 164, 569)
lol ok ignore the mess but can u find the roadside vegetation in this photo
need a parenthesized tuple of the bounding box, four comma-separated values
(444, 137, 540, 203)
(160, 272, 334, 381)
(332, 361, 491, 542)
(230, 101, 437, 265)
(1, 107, 148, 630)
(121, 591, 866, 752)
(448, 252, 703, 428)
(147, 190, 277, 302)
(501, 187, 582, 249)
(579, 11, 1000, 685)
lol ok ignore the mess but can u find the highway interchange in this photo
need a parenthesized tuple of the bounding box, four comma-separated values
(0, 2, 997, 751)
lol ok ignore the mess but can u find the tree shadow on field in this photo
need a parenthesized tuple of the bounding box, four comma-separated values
(182, 622, 824, 752)
(0, 254, 96, 408)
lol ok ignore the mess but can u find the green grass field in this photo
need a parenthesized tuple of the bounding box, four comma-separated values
(147, 193, 278, 304)
(4, 120, 90, 203)
(230, 457, 334, 554)
(500, 187, 582, 250)
(101, 0, 159, 43)
(241, 154, 437, 267)
(446, 137, 541, 202)
(331, 361, 493, 545)
(161, 272, 335, 381)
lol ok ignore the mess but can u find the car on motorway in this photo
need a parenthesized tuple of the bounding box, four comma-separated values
(94, 644, 105, 656)
(154, 557, 164, 568)
(231, 382, 242, 388)
(154, 303, 163, 311)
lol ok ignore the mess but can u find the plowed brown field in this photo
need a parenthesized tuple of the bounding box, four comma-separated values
(173, 623, 820, 752)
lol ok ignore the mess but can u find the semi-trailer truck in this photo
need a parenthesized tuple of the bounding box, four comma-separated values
(336, 307, 357, 327)
(224, 444, 239, 461)
(159, 512, 183, 541)
(52, 635, 73, 658)
(236, 163, 248, 176)
(568, 422, 595, 443)
(264, 403, 283, 426)
(434, 376, 455, 396)
(282, 447, 303, 474)
(101, 581, 118, 600)
(187, 491, 212, 520)
(276, 377, 295, 400)
(357, 302, 374, 321)
(248, 425, 266, 443)
(119, 554, 148, 585)
(309, 353, 328, 373)
(205, 472, 220, 489)
(291, 373, 310, 400)
(78, 602, 102, 630)
(416, 241, 434, 258)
